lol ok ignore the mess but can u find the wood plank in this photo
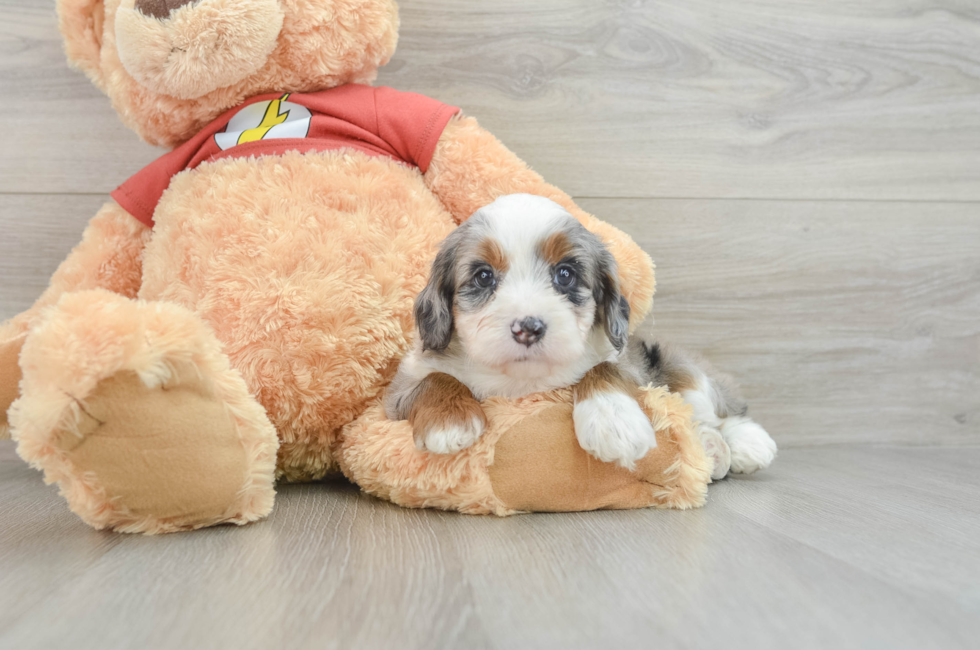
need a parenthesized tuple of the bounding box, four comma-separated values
(579, 197, 980, 447)
(1, 443, 978, 649)
(2, 1, 980, 199)
(0, 442, 124, 634)
(383, 0, 980, 201)
(715, 446, 980, 603)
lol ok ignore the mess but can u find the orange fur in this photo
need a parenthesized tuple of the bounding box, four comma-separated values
(408, 373, 487, 448)
(138, 150, 457, 481)
(0, 333, 26, 439)
(115, 0, 285, 101)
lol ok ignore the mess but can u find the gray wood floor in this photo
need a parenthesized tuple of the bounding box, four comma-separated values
(1, 441, 978, 650)
(1, 1, 978, 648)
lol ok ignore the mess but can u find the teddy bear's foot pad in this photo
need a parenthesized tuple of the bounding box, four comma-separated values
(489, 392, 708, 512)
(8, 290, 279, 534)
(0, 332, 26, 438)
(56, 368, 256, 531)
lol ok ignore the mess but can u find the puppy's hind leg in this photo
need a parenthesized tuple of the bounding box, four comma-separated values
(623, 336, 775, 477)
(675, 379, 732, 481)
(695, 370, 777, 475)
(720, 416, 777, 475)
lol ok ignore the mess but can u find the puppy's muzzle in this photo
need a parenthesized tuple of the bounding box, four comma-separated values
(511, 317, 547, 347)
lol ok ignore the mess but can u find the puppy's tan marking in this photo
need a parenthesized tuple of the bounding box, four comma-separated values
(408, 372, 487, 447)
(476, 237, 509, 272)
(539, 231, 573, 266)
(661, 364, 699, 393)
(574, 362, 639, 401)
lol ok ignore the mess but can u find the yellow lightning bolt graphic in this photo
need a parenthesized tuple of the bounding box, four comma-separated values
(237, 94, 291, 145)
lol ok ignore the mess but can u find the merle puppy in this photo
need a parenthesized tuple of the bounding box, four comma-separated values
(385, 194, 776, 478)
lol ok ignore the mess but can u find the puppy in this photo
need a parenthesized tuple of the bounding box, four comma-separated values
(385, 194, 776, 477)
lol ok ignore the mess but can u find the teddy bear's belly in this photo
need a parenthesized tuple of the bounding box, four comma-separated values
(138, 149, 457, 480)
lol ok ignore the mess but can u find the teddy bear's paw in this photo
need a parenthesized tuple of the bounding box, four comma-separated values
(0, 332, 26, 439)
(417, 415, 486, 455)
(8, 290, 279, 534)
(721, 417, 777, 474)
(698, 426, 732, 481)
(573, 392, 658, 471)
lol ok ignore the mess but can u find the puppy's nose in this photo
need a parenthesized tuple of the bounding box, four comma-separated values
(511, 317, 547, 346)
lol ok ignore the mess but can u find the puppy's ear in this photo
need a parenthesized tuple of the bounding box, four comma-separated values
(415, 237, 459, 352)
(594, 250, 631, 352)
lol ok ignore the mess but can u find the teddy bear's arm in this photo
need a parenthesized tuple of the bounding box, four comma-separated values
(1, 201, 149, 437)
(0, 201, 150, 340)
(423, 114, 656, 328)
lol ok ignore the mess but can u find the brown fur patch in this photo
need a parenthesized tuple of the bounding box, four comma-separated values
(476, 237, 509, 272)
(574, 362, 639, 401)
(539, 231, 573, 266)
(408, 372, 487, 446)
(662, 365, 699, 393)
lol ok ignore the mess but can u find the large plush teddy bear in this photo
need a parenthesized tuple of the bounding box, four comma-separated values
(0, 0, 709, 533)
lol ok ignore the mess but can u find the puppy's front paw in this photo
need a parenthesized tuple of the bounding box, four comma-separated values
(721, 417, 777, 474)
(416, 415, 486, 455)
(573, 392, 657, 470)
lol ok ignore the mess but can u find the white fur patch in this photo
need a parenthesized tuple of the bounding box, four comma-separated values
(573, 391, 657, 470)
(681, 383, 722, 430)
(720, 417, 777, 474)
(418, 416, 486, 455)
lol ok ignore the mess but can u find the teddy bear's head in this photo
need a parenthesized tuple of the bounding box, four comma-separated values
(59, 0, 399, 147)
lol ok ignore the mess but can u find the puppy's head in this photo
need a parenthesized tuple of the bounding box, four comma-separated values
(415, 194, 630, 379)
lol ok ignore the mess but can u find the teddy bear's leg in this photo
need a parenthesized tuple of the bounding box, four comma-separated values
(8, 289, 279, 534)
(1, 202, 150, 438)
(0, 332, 26, 438)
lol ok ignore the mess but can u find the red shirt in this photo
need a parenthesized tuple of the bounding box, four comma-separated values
(112, 85, 460, 227)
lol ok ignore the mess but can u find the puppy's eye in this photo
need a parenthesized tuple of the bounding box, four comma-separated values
(554, 265, 576, 288)
(474, 268, 496, 288)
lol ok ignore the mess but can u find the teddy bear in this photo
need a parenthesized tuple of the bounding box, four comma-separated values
(0, 0, 710, 533)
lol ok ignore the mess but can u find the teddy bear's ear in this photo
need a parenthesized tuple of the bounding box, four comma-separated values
(57, 0, 107, 88)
